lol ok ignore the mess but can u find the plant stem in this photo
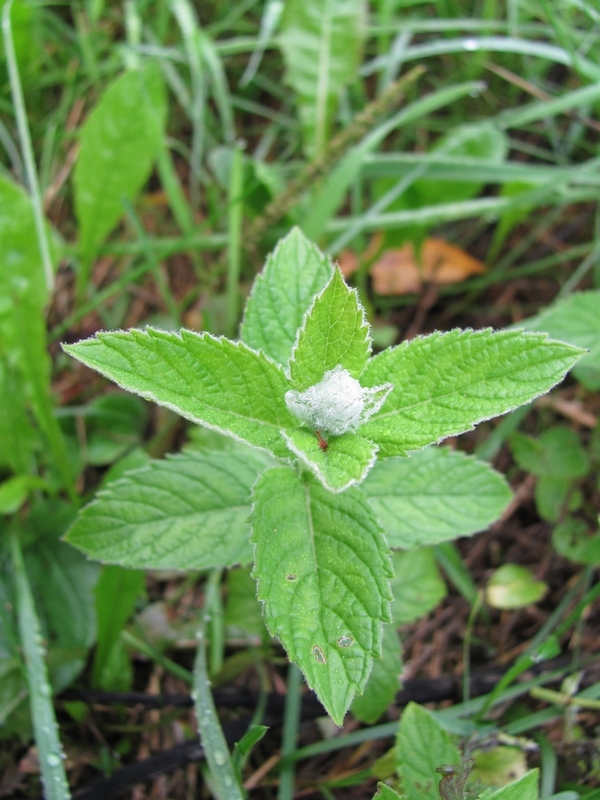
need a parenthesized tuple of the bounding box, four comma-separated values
(11, 532, 72, 800)
(2, 0, 54, 294)
(193, 570, 245, 800)
(530, 686, 600, 711)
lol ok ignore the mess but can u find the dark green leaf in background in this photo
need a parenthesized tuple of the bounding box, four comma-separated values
(518, 291, 600, 390)
(396, 702, 461, 800)
(74, 63, 166, 284)
(351, 623, 401, 723)
(389, 548, 446, 625)
(362, 447, 512, 548)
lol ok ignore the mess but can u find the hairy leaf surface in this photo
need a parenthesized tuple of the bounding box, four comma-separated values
(251, 468, 392, 723)
(66, 447, 272, 569)
(517, 290, 600, 389)
(63, 329, 296, 459)
(289, 269, 371, 390)
(241, 227, 332, 366)
(362, 448, 511, 547)
(281, 428, 377, 492)
(360, 329, 584, 457)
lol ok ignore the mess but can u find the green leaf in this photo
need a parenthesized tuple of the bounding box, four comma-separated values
(74, 63, 166, 275)
(552, 518, 600, 566)
(489, 182, 538, 261)
(411, 124, 508, 206)
(535, 475, 573, 522)
(389, 549, 446, 625)
(0, 476, 46, 515)
(63, 329, 297, 460)
(0, 176, 72, 492)
(359, 329, 584, 458)
(481, 770, 539, 800)
(518, 291, 600, 390)
(279, 0, 366, 157)
(85, 393, 149, 466)
(251, 468, 392, 724)
(92, 566, 145, 690)
(485, 565, 547, 610)
(289, 269, 371, 391)
(510, 428, 589, 521)
(471, 746, 527, 789)
(22, 500, 99, 691)
(396, 702, 461, 800)
(372, 783, 406, 799)
(0, 356, 38, 474)
(224, 567, 266, 638)
(351, 623, 401, 724)
(363, 447, 512, 548)
(281, 427, 377, 492)
(0, 0, 38, 71)
(240, 227, 332, 366)
(65, 446, 273, 570)
(510, 428, 589, 479)
(0, 174, 49, 324)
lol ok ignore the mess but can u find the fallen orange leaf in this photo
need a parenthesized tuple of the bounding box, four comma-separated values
(371, 237, 486, 295)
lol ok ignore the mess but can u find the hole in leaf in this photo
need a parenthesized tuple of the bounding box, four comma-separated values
(312, 645, 326, 664)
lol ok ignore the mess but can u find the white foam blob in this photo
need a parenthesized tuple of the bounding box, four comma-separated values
(285, 366, 392, 436)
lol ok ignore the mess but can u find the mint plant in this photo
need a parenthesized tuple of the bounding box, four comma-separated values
(63, 228, 584, 724)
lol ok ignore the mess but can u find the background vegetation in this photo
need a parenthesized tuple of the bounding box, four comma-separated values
(0, 0, 599, 797)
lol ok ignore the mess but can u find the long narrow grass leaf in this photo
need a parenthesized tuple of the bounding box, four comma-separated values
(11, 533, 72, 800)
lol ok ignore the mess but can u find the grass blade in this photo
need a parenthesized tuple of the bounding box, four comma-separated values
(2, 0, 54, 292)
(11, 533, 72, 800)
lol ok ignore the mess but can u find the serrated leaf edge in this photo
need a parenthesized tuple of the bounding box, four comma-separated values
(280, 430, 379, 493)
(364, 446, 513, 499)
(249, 468, 394, 722)
(239, 227, 333, 361)
(63, 449, 263, 566)
(361, 328, 586, 450)
(63, 328, 297, 463)
(286, 267, 372, 382)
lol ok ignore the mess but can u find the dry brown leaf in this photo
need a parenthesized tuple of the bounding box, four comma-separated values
(371, 237, 486, 295)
